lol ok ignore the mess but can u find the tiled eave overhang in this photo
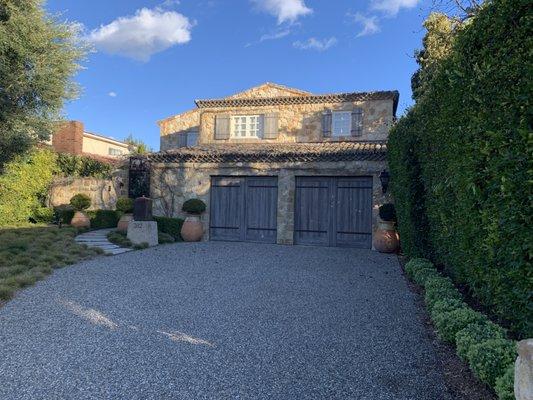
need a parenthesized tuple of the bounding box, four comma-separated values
(195, 91, 399, 115)
(146, 142, 388, 164)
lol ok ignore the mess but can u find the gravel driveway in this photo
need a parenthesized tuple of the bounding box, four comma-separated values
(0, 242, 451, 400)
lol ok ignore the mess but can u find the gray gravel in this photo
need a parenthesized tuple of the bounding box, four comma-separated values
(0, 242, 451, 400)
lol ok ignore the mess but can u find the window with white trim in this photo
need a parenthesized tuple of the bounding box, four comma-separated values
(332, 111, 352, 136)
(108, 148, 124, 156)
(231, 115, 263, 139)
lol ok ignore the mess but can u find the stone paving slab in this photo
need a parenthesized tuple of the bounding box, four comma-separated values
(75, 229, 133, 255)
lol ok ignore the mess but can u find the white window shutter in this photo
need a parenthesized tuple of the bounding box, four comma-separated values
(263, 113, 279, 139)
(215, 115, 230, 139)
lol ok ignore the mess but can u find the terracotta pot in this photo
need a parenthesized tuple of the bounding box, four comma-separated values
(70, 211, 90, 229)
(117, 213, 133, 232)
(373, 220, 399, 253)
(181, 215, 203, 242)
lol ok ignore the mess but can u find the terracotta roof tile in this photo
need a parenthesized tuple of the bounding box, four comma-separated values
(146, 142, 387, 163)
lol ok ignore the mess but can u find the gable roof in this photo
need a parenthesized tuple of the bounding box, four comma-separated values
(147, 141, 387, 164)
(225, 82, 312, 99)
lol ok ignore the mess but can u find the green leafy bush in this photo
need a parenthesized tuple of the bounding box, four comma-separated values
(182, 199, 206, 215)
(412, 267, 440, 287)
(153, 216, 184, 240)
(388, 0, 532, 337)
(456, 322, 506, 361)
(116, 197, 134, 214)
(56, 153, 113, 178)
(433, 308, 488, 344)
(158, 232, 175, 244)
(379, 203, 397, 222)
(54, 205, 75, 224)
(89, 210, 121, 229)
(0, 148, 58, 226)
(31, 207, 55, 224)
(467, 339, 517, 387)
(495, 363, 515, 400)
(429, 298, 467, 321)
(107, 230, 132, 248)
(404, 258, 434, 280)
(133, 242, 149, 250)
(69, 194, 91, 211)
(424, 276, 462, 309)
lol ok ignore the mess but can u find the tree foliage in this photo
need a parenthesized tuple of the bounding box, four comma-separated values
(0, 0, 86, 168)
(389, 0, 532, 337)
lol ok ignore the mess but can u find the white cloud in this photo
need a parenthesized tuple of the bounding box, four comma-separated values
(260, 29, 291, 42)
(351, 13, 381, 37)
(293, 37, 337, 51)
(160, 0, 180, 7)
(252, 0, 312, 24)
(370, 0, 421, 16)
(86, 8, 193, 61)
(108, 91, 117, 97)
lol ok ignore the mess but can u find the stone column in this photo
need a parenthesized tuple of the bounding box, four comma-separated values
(515, 339, 533, 400)
(277, 170, 294, 245)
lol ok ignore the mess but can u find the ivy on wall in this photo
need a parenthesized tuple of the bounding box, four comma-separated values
(388, 0, 532, 337)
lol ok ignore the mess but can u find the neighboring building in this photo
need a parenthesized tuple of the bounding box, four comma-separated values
(149, 83, 398, 248)
(52, 121, 131, 158)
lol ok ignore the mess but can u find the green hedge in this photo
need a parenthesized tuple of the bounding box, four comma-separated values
(389, 0, 532, 337)
(153, 216, 184, 241)
(89, 210, 122, 229)
(56, 153, 113, 178)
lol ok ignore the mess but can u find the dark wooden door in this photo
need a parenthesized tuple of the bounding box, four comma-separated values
(294, 176, 373, 248)
(210, 176, 278, 243)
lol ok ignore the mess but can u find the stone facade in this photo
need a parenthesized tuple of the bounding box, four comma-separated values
(150, 160, 391, 245)
(158, 83, 396, 148)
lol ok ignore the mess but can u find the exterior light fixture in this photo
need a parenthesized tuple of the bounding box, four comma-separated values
(379, 170, 390, 194)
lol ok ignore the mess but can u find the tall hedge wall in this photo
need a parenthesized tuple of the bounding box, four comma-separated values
(389, 0, 532, 337)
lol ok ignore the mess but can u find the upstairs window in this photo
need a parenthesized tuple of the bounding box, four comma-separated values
(332, 111, 352, 136)
(231, 115, 263, 139)
(108, 148, 123, 156)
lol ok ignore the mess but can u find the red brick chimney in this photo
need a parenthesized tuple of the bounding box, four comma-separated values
(52, 121, 84, 155)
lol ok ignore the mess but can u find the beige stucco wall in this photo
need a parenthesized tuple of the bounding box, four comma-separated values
(82, 135, 130, 157)
(150, 160, 391, 246)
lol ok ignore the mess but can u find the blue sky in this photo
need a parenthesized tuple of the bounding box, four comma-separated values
(45, 0, 430, 151)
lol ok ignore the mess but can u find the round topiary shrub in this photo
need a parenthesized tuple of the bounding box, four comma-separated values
(467, 339, 517, 387)
(456, 322, 507, 361)
(494, 363, 515, 400)
(182, 198, 206, 215)
(429, 298, 467, 321)
(405, 258, 435, 280)
(412, 267, 440, 287)
(424, 276, 462, 309)
(433, 308, 488, 344)
(378, 203, 397, 222)
(69, 194, 91, 211)
(116, 197, 134, 214)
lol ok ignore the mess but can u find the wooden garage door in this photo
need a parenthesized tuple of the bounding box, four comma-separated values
(294, 176, 373, 248)
(210, 176, 278, 243)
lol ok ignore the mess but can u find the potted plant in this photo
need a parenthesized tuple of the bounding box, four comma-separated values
(372, 203, 399, 253)
(116, 197, 134, 232)
(69, 194, 91, 229)
(180, 198, 206, 242)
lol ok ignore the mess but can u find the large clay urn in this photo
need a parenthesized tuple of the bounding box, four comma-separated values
(373, 220, 399, 253)
(117, 214, 133, 232)
(71, 211, 90, 229)
(181, 215, 203, 242)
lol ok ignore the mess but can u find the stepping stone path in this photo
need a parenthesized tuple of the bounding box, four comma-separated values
(75, 228, 133, 256)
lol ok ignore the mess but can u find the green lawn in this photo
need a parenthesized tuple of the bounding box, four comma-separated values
(0, 226, 103, 302)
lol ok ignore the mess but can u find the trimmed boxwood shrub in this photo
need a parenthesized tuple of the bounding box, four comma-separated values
(158, 232, 175, 244)
(182, 199, 206, 215)
(153, 216, 184, 240)
(404, 258, 435, 282)
(433, 308, 488, 344)
(429, 298, 467, 321)
(467, 339, 517, 387)
(424, 276, 462, 309)
(379, 203, 396, 222)
(388, 0, 532, 337)
(69, 194, 91, 211)
(89, 210, 121, 229)
(116, 197, 134, 214)
(455, 322, 506, 361)
(495, 364, 515, 400)
(54, 205, 75, 224)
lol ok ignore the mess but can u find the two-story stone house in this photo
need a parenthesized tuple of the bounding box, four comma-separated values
(148, 83, 398, 248)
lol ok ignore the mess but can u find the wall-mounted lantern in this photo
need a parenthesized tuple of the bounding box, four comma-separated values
(379, 170, 390, 194)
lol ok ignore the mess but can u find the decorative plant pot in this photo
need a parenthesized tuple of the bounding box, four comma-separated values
(70, 211, 90, 229)
(117, 213, 133, 232)
(373, 220, 399, 253)
(181, 215, 203, 242)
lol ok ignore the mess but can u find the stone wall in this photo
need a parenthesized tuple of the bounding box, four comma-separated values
(159, 109, 200, 150)
(150, 160, 391, 245)
(47, 169, 128, 210)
